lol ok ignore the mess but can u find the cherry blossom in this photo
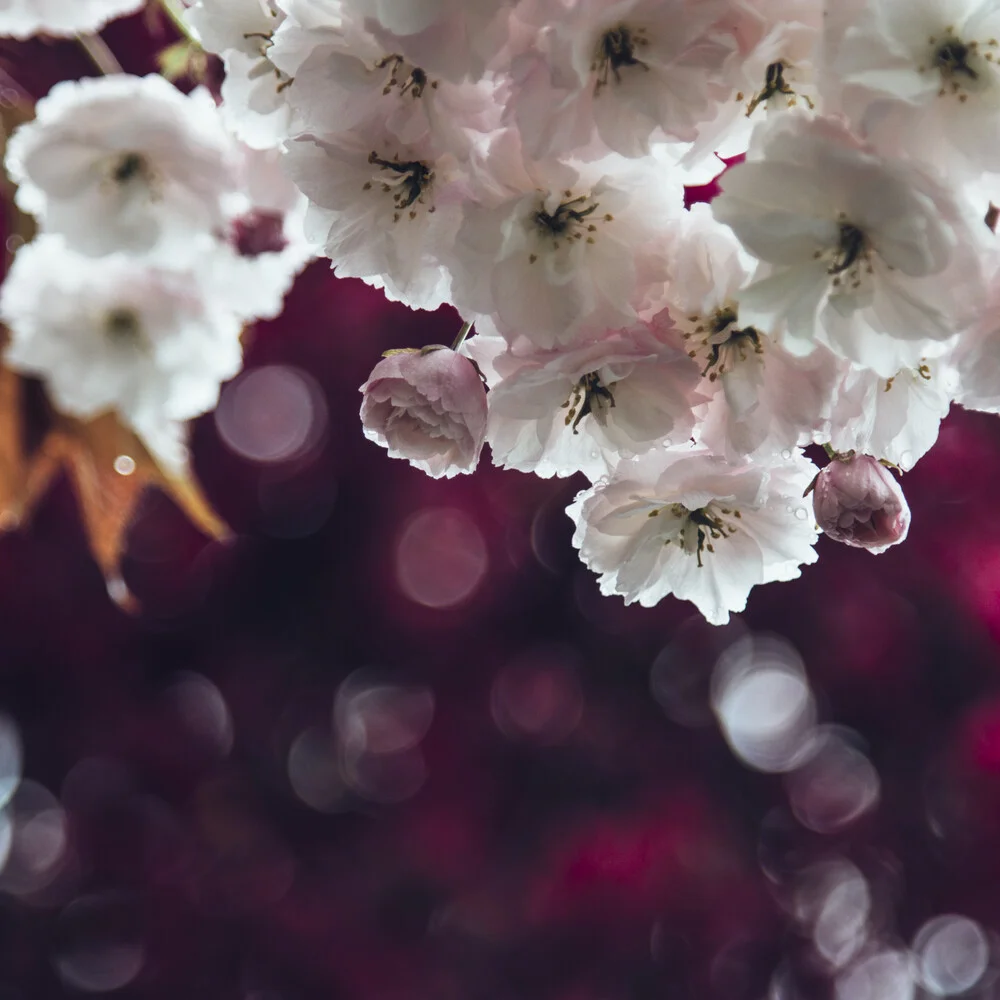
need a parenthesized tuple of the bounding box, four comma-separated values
(214, 144, 315, 321)
(283, 124, 466, 310)
(469, 321, 703, 480)
(505, 0, 740, 160)
(567, 445, 820, 624)
(0, 235, 244, 457)
(662, 204, 840, 460)
(712, 111, 987, 378)
(185, 0, 294, 149)
(6, 74, 240, 258)
(824, 0, 1000, 173)
(270, 0, 500, 151)
(448, 133, 683, 348)
(828, 358, 955, 472)
(355, 0, 515, 83)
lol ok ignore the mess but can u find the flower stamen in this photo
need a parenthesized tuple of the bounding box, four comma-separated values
(561, 372, 616, 432)
(104, 308, 143, 347)
(592, 24, 650, 93)
(367, 152, 434, 219)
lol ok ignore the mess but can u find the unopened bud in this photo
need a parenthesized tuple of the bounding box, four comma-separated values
(812, 455, 910, 554)
(359, 347, 487, 479)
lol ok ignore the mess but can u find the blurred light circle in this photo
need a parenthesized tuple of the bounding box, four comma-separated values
(491, 646, 583, 745)
(112, 455, 135, 477)
(395, 508, 488, 609)
(215, 365, 327, 464)
(651, 616, 747, 728)
(798, 860, 870, 970)
(786, 728, 880, 834)
(0, 811, 13, 874)
(53, 892, 144, 993)
(836, 950, 915, 1000)
(0, 714, 22, 810)
(0, 781, 68, 896)
(335, 678, 435, 756)
(287, 727, 344, 813)
(913, 915, 989, 996)
(712, 637, 815, 773)
(341, 744, 427, 804)
(165, 673, 233, 755)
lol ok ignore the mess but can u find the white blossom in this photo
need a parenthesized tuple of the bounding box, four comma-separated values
(214, 144, 315, 321)
(283, 124, 466, 310)
(269, 0, 500, 151)
(468, 320, 703, 480)
(0, 0, 143, 38)
(354, 0, 515, 82)
(185, 0, 294, 149)
(0, 236, 244, 458)
(665, 204, 840, 460)
(829, 358, 955, 471)
(6, 74, 240, 258)
(712, 111, 987, 378)
(505, 0, 738, 159)
(824, 0, 1000, 173)
(568, 445, 820, 624)
(683, 0, 823, 168)
(448, 131, 684, 348)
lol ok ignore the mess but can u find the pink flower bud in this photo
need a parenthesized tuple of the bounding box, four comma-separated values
(812, 455, 910, 554)
(359, 346, 488, 479)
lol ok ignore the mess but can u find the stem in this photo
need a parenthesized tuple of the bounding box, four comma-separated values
(158, 0, 197, 43)
(77, 33, 123, 75)
(451, 320, 473, 352)
(822, 443, 838, 460)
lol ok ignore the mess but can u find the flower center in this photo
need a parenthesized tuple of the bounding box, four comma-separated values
(103, 308, 143, 347)
(680, 305, 765, 381)
(919, 29, 999, 101)
(110, 152, 149, 186)
(560, 372, 616, 433)
(373, 54, 433, 98)
(883, 362, 933, 392)
(649, 502, 742, 567)
(742, 61, 814, 116)
(812, 220, 873, 292)
(528, 190, 613, 260)
(364, 152, 435, 223)
(592, 24, 650, 93)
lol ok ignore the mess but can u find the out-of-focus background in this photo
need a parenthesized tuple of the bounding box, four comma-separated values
(2, 12, 1000, 1000)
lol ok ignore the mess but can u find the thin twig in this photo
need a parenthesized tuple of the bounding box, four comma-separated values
(451, 320, 473, 352)
(77, 32, 123, 75)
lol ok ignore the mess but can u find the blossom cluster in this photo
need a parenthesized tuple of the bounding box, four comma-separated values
(6, 0, 1000, 623)
(0, 56, 312, 470)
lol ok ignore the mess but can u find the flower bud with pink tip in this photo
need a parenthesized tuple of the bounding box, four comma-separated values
(359, 346, 488, 479)
(812, 455, 910, 554)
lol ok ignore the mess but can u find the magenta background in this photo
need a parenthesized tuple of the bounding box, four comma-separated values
(1, 13, 1000, 999)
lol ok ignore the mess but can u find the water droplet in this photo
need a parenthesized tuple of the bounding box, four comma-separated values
(112, 455, 135, 477)
(795, 508, 808, 521)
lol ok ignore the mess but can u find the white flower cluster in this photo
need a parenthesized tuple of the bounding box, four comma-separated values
(185, 0, 1000, 624)
(0, 71, 313, 471)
